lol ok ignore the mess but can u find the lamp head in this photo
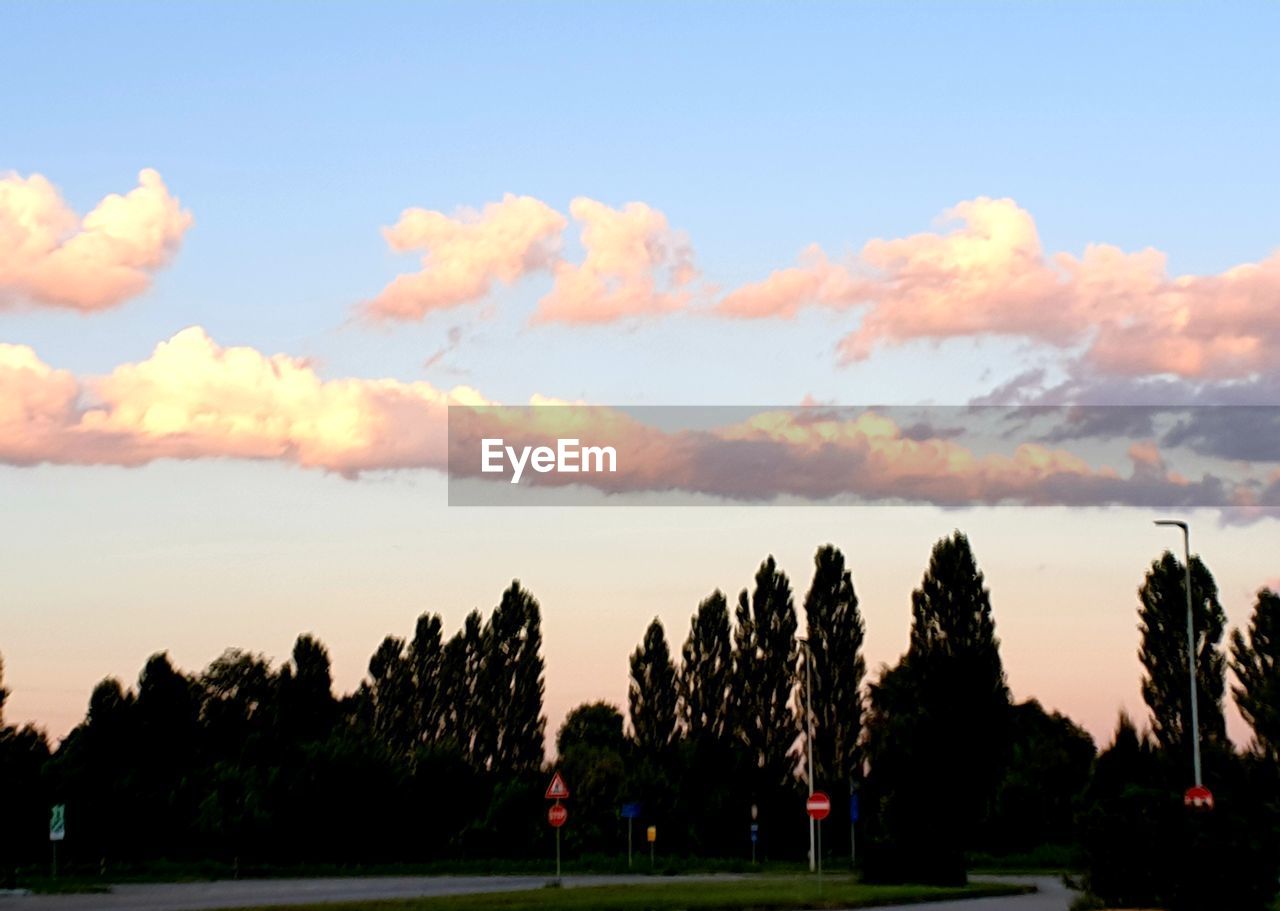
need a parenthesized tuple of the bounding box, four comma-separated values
(1154, 519, 1188, 531)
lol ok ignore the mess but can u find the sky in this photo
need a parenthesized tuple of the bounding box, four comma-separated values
(2, 1, 1278, 750)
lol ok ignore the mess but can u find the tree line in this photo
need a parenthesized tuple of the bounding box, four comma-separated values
(0, 532, 1277, 908)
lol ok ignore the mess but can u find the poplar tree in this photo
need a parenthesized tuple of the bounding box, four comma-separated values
(865, 532, 1009, 884)
(797, 544, 866, 790)
(629, 618, 679, 753)
(680, 590, 733, 740)
(483, 581, 546, 773)
(1231, 588, 1280, 761)
(1138, 551, 1227, 751)
(733, 556, 798, 792)
(409, 613, 445, 747)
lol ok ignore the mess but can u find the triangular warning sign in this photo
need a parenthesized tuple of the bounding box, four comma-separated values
(545, 771, 570, 800)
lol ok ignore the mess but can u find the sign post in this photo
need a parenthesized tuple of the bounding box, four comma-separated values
(806, 792, 830, 894)
(849, 791, 859, 868)
(750, 823, 758, 865)
(49, 804, 66, 880)
(621, 803, 641, 868)
(545, 772, 570, 884)
(647, 825, 656, 869)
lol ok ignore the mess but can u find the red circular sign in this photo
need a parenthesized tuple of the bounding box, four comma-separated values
(548, 803, 568, 828)
(806, 791, 831, 820)
(1184, 785, 1214, 811)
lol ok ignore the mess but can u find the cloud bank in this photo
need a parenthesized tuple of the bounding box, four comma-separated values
(0, 328, 485, 476)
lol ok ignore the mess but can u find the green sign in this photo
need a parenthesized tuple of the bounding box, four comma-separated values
(49, 804, 65, 842)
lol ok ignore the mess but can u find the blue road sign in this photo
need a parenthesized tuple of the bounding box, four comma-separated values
(849, 794, 860, 822)
(750, 823, 759, 843)
(621, 802, 642, 819)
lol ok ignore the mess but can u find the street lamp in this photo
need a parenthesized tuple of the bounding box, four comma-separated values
(1154, 519, 1203, 788)
(798, 636, 816, 873)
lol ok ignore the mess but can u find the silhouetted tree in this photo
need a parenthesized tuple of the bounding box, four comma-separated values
(441, 610, 486, 764)
(0, 653, 7, 726)
(680, 591, 732, 741)
(281, 634, 337, 741)
(483, 582, 546, 773)
(409, 613, 445, 747)
(864, 532, 1010, 884)
(985, 699, 1094, 851)
(732, 556, 798, 855)
(629, 619, 678, 754)
(798, 545, 865, 790)
(557, 702, 626, 853)
(1139, 551, 1227, 752)
(367, 636, 414, 755)
(1231, 588, 1280, 762)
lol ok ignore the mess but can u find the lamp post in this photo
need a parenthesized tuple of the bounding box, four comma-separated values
(798, 637, 816, 873)
(1154, 519, 1203, 788)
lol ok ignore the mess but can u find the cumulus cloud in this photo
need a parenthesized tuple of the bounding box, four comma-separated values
(533, 198, 697, 324)
(365, 194, 566, 319)
(0, 169, 192, 311)
(718, 197, 1280, 381)
(0, 328, 487, 476)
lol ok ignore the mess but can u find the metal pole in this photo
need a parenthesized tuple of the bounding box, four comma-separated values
(1155, 520, 1203, 788)
(555, 820, 561, 884)
(816, 818, 823, 895)
(801, 638, 815, 873)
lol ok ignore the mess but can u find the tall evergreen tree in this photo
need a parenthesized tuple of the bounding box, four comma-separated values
(629, 618, 679, 753)
(798, 545, 866, 791)
(680, 590, 732, 741)
(733, 557, 798, 797)
(1138, 551, 1227, 751)
(483, 581, 546, 773)
(865, 532, 1010, 884)
(1231, 588, 1280, 761)
(0, 653, 7, 726)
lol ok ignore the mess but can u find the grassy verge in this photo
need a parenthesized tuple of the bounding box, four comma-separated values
(212, 876, 1032, 911)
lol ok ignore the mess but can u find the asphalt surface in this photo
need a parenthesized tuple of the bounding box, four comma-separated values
(0, 873, 1072, 911)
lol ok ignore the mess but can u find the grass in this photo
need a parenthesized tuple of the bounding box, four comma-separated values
(209, 875, 1033, 911)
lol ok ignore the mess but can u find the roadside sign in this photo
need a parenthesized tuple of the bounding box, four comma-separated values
(750, 823, 759, 843)
(806, 792, 831, 821)
(545, 771, 570, 800)
(548, 804, 568, 828)
(621, 802, 642, 819)
(1184, 785, 1214, 810)
(646, 825, 657, 843)
(49, 805, 65, 842)
(848, 793, 859, 822)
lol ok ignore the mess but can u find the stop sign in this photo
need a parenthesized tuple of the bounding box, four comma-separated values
(806, 791, 831, 820)
(1184, 785, 1214, 811)
(548, 804, 568, 827)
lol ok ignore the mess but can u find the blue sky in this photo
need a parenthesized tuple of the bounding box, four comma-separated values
(2, 1, 1278, 744)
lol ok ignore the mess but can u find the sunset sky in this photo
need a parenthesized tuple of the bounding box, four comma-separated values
(3, 1, 1278, 749)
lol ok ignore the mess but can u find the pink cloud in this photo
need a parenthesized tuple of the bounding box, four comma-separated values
(364, 194, 567, 319)
(532, 198, 697, 324)
(718, 244, 864, 319)
(0, 169, 192, 311)
(718, 197, 1280, 380)
(0, 328, 487, 476)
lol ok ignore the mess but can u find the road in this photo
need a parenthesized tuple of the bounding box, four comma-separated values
(0, 873, 1072, 911)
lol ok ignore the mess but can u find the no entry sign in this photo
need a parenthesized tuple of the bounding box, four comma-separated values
(548, 803, 568, 828)
(1184, 785, 1214, 810)
(806, 791, 831, 820)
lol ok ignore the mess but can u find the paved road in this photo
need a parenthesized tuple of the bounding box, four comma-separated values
(0, 873, 1072, 911)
